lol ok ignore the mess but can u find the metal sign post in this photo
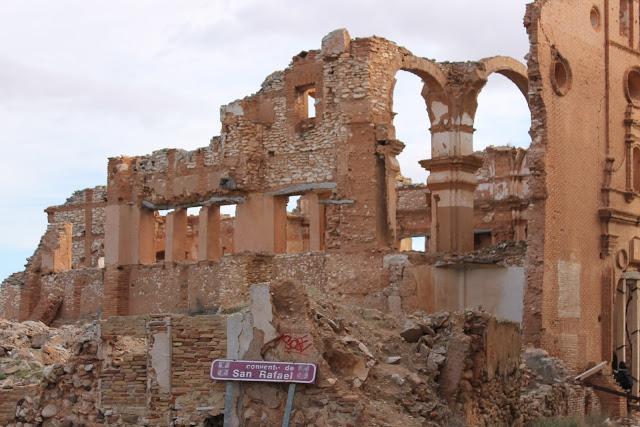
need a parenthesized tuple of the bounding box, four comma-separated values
(223, 382, 235, 427)
(281, 383, 296, 427)
(211, 359, 317, 427)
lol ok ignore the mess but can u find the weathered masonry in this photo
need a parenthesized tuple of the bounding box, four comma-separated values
(6, 0, 640, 397)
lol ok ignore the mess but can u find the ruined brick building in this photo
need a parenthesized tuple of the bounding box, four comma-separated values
(4, 0, 640, 422)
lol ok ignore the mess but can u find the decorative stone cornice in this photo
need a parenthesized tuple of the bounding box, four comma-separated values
(419, 155, 484, 174)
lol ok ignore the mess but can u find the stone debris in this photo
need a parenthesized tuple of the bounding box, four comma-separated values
(227, 280, 605, 427)
(0, 3, 637, 423)
(0, 319, 90, 389)
(0, 297, 616, 427)
(433, 240, 527, 267)
(0, 319, 100, 427)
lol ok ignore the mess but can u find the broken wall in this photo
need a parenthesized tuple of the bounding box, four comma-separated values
(99, 314, 227, 426)
(45, 187, 107, 269)
(0, 273, 24, 320)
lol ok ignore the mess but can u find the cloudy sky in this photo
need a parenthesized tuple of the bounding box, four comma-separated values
(0, 0, 532, 280)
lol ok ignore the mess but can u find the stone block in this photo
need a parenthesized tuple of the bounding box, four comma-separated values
(321, 29, 350, 58)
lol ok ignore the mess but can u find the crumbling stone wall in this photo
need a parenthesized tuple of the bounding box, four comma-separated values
(1, 28, 533, 326)
(0, 186, 107, 323)
(5, 0, 635, 384)
(0, 272, 24, 320)
(0, 315, 226, 427)
(46, 186, 107, 269)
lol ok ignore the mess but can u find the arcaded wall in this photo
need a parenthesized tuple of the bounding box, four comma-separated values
(104, 32, 408, 259)
(102, 31, 529, 267)
(1, 28, 537, 361)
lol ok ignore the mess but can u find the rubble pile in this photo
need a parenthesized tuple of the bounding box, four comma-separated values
(433, 241, 527, 267)
(0, 319, 100, 426)
(354, 309, 525, 426)
(0, 284, 603, 426)
(518, 348, 600, 421)
(237, 280, 598, 426)
(0, 319, 77, 388)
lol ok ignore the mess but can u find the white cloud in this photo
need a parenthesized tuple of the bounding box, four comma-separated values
(0, 0, 532, 279)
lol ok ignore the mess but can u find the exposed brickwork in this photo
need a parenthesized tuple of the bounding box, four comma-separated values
(3, 2, 640, 402)
(99, 314, 226, 425)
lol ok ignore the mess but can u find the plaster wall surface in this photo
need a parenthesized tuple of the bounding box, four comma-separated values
(433, 266, 525, 324)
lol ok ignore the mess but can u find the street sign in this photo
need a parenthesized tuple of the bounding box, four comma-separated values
(211, 359, 317, 384)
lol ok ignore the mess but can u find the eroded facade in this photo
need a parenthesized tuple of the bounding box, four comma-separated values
(4, 0, 640, 397)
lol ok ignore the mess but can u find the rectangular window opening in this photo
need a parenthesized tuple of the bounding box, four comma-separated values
(399, 236, 428, 252)
(141, 204, 235, 264)
(621, 0, 631, 37)
(296, 84, 317, 120)
(220, 204, 237, 255)
(285, 195, 307, 254)
(474, 230, 493, 250)
(154, 209, 171, 262)
(307, 89, 316, 118)
(184, 207, 201, 261)
(287, 195, 301, 213)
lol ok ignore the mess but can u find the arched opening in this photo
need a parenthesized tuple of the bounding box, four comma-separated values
(475, 73, 531, 152)
(626, 68, 640, 104)
(392, 71, 433, 251)
(392, 71, 432, 185)
(590, 6, 602, 31)
(474, 72, 531, 247)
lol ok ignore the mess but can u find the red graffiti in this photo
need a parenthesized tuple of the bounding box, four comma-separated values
(278, 334, 312, 354)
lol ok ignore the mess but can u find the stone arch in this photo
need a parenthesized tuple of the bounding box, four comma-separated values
(383, 53, 449, 159)
(479, 56, 529, 101)
(474, 56, 531, 154)
(399, 56, 449, 128)
(380, 54, 447, 248)
(400, 55, 448, 93)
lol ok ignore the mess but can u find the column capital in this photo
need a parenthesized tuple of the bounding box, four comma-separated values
(420, 154, 484, 174)
(422, 62, 488, 129)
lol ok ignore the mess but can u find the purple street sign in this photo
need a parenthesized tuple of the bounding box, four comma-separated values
(210, 359, 317, 384)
